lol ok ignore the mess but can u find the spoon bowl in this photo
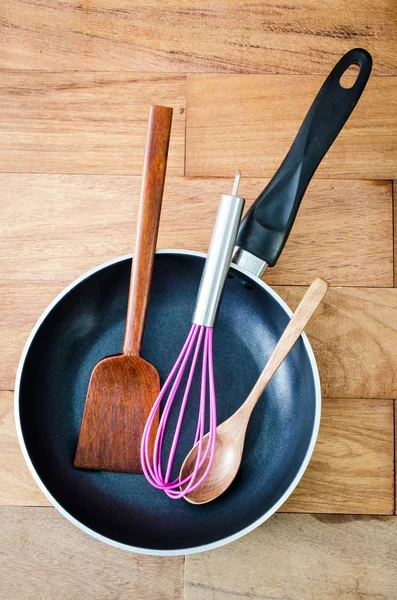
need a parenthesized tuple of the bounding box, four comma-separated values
(181, 421, 246, 504)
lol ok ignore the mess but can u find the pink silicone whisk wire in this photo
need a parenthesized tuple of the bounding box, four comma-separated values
(140, 324, 217, 499)
(141, 172, 243, 500)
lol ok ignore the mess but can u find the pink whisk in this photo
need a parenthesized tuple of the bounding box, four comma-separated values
(141, 173, 244, 499)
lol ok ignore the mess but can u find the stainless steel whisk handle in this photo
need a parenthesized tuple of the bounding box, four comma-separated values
(193, 172, 245, 328)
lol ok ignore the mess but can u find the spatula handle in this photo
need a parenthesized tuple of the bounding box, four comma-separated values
(123, 105, 173, 356)
(244, 277, 329, 413)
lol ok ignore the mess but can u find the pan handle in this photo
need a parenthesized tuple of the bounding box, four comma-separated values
(234, 48, 372, 272)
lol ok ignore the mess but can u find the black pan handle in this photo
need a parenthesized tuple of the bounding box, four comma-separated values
(236, 48, 372, 267)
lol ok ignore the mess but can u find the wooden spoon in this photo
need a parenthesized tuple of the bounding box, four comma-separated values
(180, 277, 329, 503)
(74, 105, 173, 473)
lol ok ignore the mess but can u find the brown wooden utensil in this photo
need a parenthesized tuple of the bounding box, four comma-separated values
(74, 105, 173, 473)
(180, 277, 329, 503)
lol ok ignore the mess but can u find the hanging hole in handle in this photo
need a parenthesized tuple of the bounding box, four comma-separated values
(339, 61, 361, 89)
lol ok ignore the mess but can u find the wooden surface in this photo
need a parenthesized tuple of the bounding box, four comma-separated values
(2, 392, 394, 514)
(0, 175, 392, 288)
(185, 514, 397, 600)
(124, 105, 172, 356)
(1, 1, 396, 74)
(0, 507, 183, 600)
(275, 286, 397, 399)
(186, 74, 397, 179)
(0, 392, 50, 506)
(281, 398, 395, 514)
(1, 1, 396, 598)
(5, 284, 397, 398)
(0, 72, 185, 175)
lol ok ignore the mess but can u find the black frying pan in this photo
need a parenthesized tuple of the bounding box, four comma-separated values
(15, 49, 372, 555)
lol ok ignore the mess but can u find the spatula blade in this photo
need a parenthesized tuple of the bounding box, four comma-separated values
(74, 354, 159, 473)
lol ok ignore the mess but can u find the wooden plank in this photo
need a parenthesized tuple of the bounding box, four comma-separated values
(280, 398, 394, 514)
(185, 514, 397, 600)
(0, 282, 65, 392)
(0, 507, 183, 600)
(3, 389, 393, 513)
(275, 286, 397, 399)
(0, 72, 185, 175)
(393, 181, 397, 286)
(0, 392, 50, 506)
(2, 284, 397, 397)
(0, 175, 392, 287)
(1, 1, 396, 74)
(186, 74, 397, 180)
(0, 174, 394, 394)
(3, 282, 397, 400)
(266, 178, 392, 287)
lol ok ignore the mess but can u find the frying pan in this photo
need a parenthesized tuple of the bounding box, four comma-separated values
(15, 49, 372, 555)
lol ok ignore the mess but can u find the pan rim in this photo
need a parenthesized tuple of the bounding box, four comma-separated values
(14, 249, 321, 556)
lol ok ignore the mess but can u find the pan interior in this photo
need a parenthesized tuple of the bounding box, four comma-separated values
(18, 254, 317, 552)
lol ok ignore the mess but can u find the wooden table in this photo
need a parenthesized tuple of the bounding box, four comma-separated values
(1, 2, 396, 598)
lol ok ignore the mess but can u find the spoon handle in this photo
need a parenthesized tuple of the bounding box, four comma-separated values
(244, 277, 329, 413)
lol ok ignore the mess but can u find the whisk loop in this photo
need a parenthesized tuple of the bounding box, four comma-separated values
(141, 324, 217, 499)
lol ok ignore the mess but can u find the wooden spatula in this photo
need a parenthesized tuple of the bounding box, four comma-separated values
(74, 105, 173, 473)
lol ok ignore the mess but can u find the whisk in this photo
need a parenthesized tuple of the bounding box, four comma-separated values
(141, 172, 244, 499)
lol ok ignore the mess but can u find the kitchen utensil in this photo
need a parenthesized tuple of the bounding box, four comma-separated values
(141, 173, 244, 498)
(15, 48, 372, 555)
(74, 105, 173, 472)
(180, 277, 329, 504)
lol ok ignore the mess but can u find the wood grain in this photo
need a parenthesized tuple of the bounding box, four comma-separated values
(392, 181, 397, 286)
(281, 398, 394, 514)
(3, 284, 397, 398)
(1, 1, 397, 74)
(74, 355, 160, 472)
(0, 506, 183, 600)
(0, 392, 50, 506)
(246, 278, 329, 410)
(124, 105, 172, 356)
(185, 514, 397, 600)
(0, 282, 65, 393)
(276, 285, 397, 399)
(0, 72, 185, 175)
(3, 391, 393, 513)
(0, 175, 392, 288)
(73, 106, 171, 473)
(186, 74, 397, 179)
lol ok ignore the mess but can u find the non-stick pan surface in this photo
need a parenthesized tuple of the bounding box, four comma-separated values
(16, 250, 319, 555)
